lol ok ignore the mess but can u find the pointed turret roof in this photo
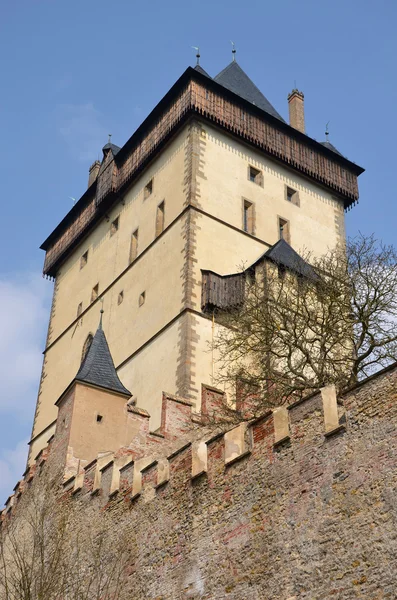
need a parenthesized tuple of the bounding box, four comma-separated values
(194, 64, 212, 78)
(320, 140, 344, 157)
(75, 313, 131, 397)
(214, 61, 285, 122)
(253, 239, 318, 280)
(102, 142, 121, 156)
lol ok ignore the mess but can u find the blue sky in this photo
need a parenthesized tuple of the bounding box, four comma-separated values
(0, 0, 396, 500)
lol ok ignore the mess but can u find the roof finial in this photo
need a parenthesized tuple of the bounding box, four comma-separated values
(108, 133, 112, 144)
(99, 298, 104, 329)
(325, 121, 330, 140)
(192, 46, 200, 65)
(231, 40, 236, 62)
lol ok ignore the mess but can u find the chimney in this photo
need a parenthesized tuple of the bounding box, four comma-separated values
(88, 160, 101, 187)
(288, 89, 305, 133)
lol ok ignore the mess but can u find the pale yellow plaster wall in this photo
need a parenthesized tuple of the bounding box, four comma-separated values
(118, 318, 181, 431)
(199, 124, 345, 258)
(50, 125, 189, 343)
(69, 384, 135, 465)
(32, 125, 192, 454)
(33, 220, 186, 445)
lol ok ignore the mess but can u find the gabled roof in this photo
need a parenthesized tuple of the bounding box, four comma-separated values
(75, 314, 131, 397)
(253, 239, 319, 280)
(214, 61, 285, 122)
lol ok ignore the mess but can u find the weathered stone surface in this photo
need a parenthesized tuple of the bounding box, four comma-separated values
(3, 365, 397, 599)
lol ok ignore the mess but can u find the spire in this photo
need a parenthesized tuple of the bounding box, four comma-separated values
(192, 46, 200, 65)
(75, 310, 131, 397)
(231, 41, 236, 62)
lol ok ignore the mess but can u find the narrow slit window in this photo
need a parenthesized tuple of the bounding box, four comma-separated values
(110, 216, 119, 236)
(243, 200, 254, 234)
(80, 251, 88, 269)
(91, 283, 99, 302)
(155, 201, 165, 237)
(139, 291, 146, 306)
(144, 179, 153, 199)
(248, 165, 262, 186)
(278, 217, 291, 244)
(129, 228, 139, 263)
(118, 290, 124, 305)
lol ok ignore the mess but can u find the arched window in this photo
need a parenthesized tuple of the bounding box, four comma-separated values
(81, 333, 94, 364)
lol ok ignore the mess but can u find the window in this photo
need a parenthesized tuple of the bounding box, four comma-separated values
(278, 265, 287, 280)
(278, 217, 291, 244)
(248, 165, 262, 186)
(81, 333, 93, 363)
(129, 228, 139, 263)
(155, 201, 165, 237)
(117, 290, 124, 305)
(80, 251, 88, 269)
(77, 302, 83, 318)
(285, 185, 300, 206)
(243, 199, 255, 234)
(139, 291, 146, 306)
(144, 179, 153, 199)
(91, 283, 99, 302)
(110, 216, 119, 236)
(96, 414, 103, 423)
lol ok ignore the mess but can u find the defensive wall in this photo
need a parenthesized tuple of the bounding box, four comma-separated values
(2, 364, 397, 599)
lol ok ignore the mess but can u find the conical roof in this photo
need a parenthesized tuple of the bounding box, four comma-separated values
(75, 314, 131, 396)
(214, 61, 285, 122)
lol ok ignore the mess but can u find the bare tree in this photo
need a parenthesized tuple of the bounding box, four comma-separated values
(213, 234, 397, 415)
(0, 473, 130, 600)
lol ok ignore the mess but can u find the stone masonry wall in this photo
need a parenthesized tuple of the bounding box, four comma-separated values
(2, 365, 397, 600)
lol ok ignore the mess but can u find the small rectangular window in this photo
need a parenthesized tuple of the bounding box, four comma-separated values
(129, 228, 139, 263)
(248, 165, 262, 186)
(91, 284, 99, 302)
(144, 179, 153, 199)
(139, 291, 146, 306)
(278, 217, 291, 244)
(285, 185, 300, 206)
(155, 201, 165, 237)
(110, 216, 119, 236)
(80, 251, 88, 269)
(243, 199, 255, 234)
(77, 302, 83, 317)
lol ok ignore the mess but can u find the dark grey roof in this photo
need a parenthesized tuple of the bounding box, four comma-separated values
(102, 142, 121, 156)
(214, 61, 285, 122)
(253, 239, 318, 280)
(75, 314, 131, 396)
(320, 140, 344, 157)
(194, 64, 212, 78)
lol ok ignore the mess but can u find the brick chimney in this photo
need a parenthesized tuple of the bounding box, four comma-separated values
(88, 160, 101, 187)
(288, 89, 305, 133)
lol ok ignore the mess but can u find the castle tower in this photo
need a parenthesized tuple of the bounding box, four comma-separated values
(28, 58, 364, 463)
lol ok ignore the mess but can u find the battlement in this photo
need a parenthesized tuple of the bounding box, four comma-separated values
(2, 365, 397, 598)
(1, 378, 347, 517)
